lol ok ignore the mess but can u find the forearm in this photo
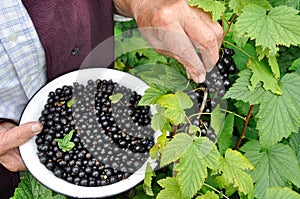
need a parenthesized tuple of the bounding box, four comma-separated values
(113, 0, 140, 18)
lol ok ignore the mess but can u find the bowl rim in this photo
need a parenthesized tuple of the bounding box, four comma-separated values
(19, 68, 158, 198)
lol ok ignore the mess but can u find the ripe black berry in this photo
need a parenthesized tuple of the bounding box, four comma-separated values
(36, 78, 155, 187)
(186, 47, 237, 141)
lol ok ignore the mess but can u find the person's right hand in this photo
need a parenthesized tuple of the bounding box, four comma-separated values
(0, 121, 43, 172)
(113, 0, 223, 83)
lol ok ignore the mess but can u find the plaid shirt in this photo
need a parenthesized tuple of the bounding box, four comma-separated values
(0, 0, 46, 122)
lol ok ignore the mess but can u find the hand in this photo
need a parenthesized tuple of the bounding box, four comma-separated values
(114, 0, 223, 83)
(0, 121, 43, 172)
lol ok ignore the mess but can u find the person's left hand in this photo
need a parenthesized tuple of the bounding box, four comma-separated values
(0, 121, 43, 172)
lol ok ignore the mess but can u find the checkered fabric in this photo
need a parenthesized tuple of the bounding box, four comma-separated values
(0, 0, 46, 122)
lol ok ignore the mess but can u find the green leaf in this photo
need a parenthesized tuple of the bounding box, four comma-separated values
(138, 49, 168, 65)
(151, 113, 166, 132)
(150, 131, 170, 159)
(234, 100, 251, 116)
(188, 0, 225, 21)
(196, 190, 219, 199)
(115, 36, 150, 59)
(196, 137, 221, 170)
(139, 84, 170, 106)
(135, 64, 188, 92)
(67, 99, 76, 108)
(218, 113, 234, 155)
(132, 184, 155, 199)
(268, 55, 280, 79)
(189, 125, 200, 134)
(114, 59, 126, 71)
(109, 93, 123, 103)
(175, 137, 221, 198)
(256, 73, 300, 147)
(229, 0, 272, 15)
(143, 163, 156, 196)
(157, 177, 188, 199)
(223, 41, 256, 71)
(212, 175, 238, 196)
(11, 171, 66, 199)
(241, 140, 300, 199)
(247, 58, 281, 95)
(264, 187, 300, 199)
(256, 45, 281, 79)
(157, 91, 193, 125)
(211, 105, 225, 137)
(175, 144, 208, 198)
(12, 171, 51, 199)
(55, 130, 75, 152)
(160, 133, 193, 167)
(224, 69, 266, 105)
(268, 0, 300, 10)
(64, 142, 75, 152)
(174, 91, 194, 110)
(231, 32, 249, 50)
(289, 58, 300, 72)
(219, 149, 254, 198)
(289, 132, 300, 163)
(151, 105, 172, 133)
(53, 195, 67, 199)
(236, 5, 300, 55)
(256, 45, 270, 60)
(234, 44, 254, 70)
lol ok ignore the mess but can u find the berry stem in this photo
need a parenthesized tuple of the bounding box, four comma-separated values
(203, 183, 230, 199)
(234, 104, 255, 150)
(222, 40, 252, 58)
(220, 109, 246, 121)
(185, 116, 192, 126)
(197, 88, 208, 119)
(189, 112, 212, 119)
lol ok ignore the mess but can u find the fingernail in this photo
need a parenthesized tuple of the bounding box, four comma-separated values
(198, 74, 206, 83)
(31, 123, 42, 133)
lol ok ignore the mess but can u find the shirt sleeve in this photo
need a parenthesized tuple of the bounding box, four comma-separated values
(0, 1, 46, 123)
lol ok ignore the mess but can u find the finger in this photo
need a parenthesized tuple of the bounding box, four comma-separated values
(154, 47, 206, 83)
(182, 10, 223, 71)
(0, 148, 26, 172)
(0, 122, 16, 131)
(0, 122, 43, 152)
(141, 26, 207, 83)
(160, 27, 207, 83)
(192, 7, 224, 47)
(14, 148, 27, 171)
(187, 25, 220, 71)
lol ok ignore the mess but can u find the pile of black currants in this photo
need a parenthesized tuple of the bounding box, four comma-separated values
(187, 47, 237, 141)
(36, 79, 155, 187)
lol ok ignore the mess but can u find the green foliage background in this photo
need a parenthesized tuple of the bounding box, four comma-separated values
(12, 0, 300, 199)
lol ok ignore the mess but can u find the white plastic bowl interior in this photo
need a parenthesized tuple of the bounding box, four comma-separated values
(19, 68, 158, 198)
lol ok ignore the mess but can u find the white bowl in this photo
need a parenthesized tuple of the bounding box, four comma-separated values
(19, 68, 158, 198)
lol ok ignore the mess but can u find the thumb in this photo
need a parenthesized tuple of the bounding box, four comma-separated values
(1, 122, 43, 152)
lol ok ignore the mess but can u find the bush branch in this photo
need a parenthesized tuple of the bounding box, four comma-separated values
(234, 105, 255, 150)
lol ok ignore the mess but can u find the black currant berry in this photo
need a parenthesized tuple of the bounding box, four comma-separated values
(36, 78, 155, 187)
